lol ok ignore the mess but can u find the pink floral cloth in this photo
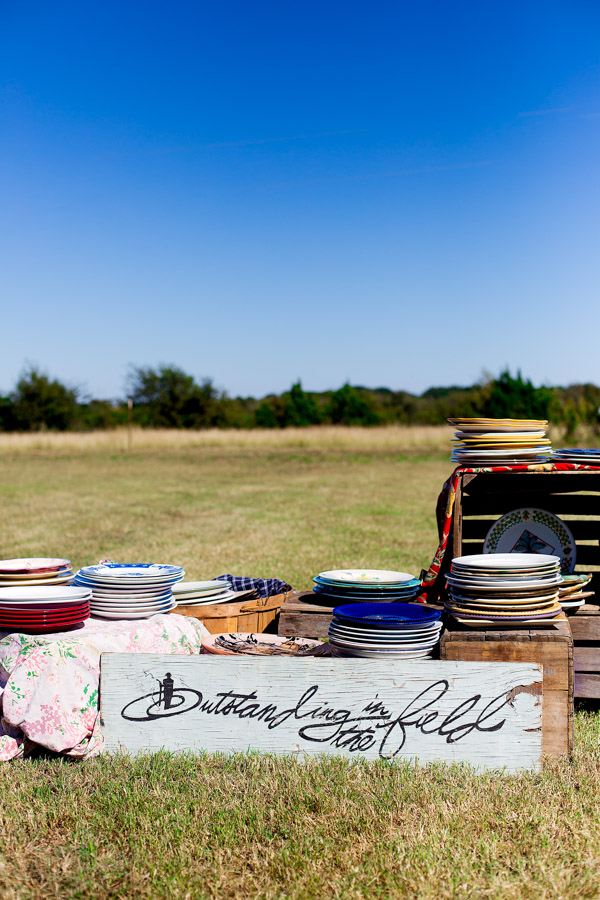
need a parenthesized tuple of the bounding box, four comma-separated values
(0, 614, 208, 761)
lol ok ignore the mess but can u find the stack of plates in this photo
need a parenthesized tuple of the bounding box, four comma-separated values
(553, 448, 600, 465)
(448, 418, 551, 466)
(74, 563, 184, 619)
(172, 580, 236, 606)
(559, 573, 593, 614)
(0, 558, 74, 587)
(312, 569, 421, 604)
(445, 553, 563, 626)
(328, 603, 443, 658)
(0, 585, 91, 633)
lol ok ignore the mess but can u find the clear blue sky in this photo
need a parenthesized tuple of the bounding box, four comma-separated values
(1, 1, 599, 401)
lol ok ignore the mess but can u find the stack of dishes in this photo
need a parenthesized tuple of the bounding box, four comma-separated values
(559, 573, 593, 614)
(328, 603, 443, 658)
(448, 418, 551, 466)
(312, 569, 421, 604)
(0, 585, 91, 633)
(74, 563, 184, 619)
(0, 558, 74, 587)
(445, 553, 563, 626)
(172, 580, 236, 606)
(553, 448, 600, 465)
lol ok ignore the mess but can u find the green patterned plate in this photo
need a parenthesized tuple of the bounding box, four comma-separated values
(484, 508, 576, 574)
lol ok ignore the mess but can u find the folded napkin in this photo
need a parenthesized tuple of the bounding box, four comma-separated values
(213, 575, 292, 599)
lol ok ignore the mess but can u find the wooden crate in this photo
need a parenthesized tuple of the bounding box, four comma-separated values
(173, 591, 289, 635)
(441, 618, 573, 757)
(446, 470, 600, 592)
(278, 591, 334, 639)
(433, 469, 600, 698)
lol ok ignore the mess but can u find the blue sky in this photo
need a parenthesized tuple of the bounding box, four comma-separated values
(1, 1, 599, 400)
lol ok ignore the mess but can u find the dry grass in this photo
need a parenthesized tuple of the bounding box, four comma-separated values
(0, 434, 598, 899)
(0, 425, 450, 456)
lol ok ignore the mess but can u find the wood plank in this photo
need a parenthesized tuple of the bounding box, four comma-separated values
(462, 517, 600, 542)
(99, 654, 543, 773)
(463, 472, 600, 495)
(278, 610, 331, 640)
(440, 640, 570, 692)
(541, 690, 573, 757)
(572, 604, 600, 616)
(569, 617, 600, 641)
(462, 494, 600, 517)
(574, 673, 600, 699)
(442, 619, 572, 642)
(574, 646, 600, 672)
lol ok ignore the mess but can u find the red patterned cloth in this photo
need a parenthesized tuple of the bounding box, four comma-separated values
(419, 461, 600, 602)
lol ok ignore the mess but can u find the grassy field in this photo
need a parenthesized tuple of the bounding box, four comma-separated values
(0, 428, 599, 899)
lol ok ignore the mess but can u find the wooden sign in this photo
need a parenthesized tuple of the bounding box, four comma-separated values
(99, 654, 543, 772)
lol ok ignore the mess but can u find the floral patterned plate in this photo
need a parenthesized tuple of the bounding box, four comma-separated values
(201, 632, 329, 656)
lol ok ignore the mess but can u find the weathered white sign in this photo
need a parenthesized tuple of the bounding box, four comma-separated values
(99, 654, 543, 773)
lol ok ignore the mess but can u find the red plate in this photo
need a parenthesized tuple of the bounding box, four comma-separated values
(0, 602, 90, 617)
(0, 611, 89, 626)
(0, 621, 87, 634)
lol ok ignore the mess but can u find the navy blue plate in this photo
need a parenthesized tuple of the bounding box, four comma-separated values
(333, 602, 442, 628)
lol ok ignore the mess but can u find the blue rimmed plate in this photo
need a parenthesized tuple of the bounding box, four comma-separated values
(332, 602, 441, 628)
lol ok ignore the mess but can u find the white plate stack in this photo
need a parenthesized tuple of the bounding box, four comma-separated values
(73, 563, 184, 619)
(445, 553, 563, 626)
(448, 417, 552, 466)
(172, 580, 236, 606)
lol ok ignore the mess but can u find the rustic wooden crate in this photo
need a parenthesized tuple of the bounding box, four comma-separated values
(446, 470, 600, 592)
(433, 469, 600, 698)
(173, 591, 289, 635)
(440, 618, 573, 757)
(278, 591, 334, 640)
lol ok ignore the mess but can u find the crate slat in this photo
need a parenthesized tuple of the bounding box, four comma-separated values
(574, 673, 600, 699)
(463, 472, 600, 494)
(462, 494, 600, 517)
(462, 517, 600, 542)
(574, 646, 600, 672)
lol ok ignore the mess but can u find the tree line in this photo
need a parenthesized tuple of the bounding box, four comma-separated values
(1, 365, 599, 435)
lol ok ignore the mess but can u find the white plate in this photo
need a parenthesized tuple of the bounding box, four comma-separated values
(87, 588, 173, 600)
(0, 586, 91, 602)
(171, 589, 234, 600)
(76, 574, 184, 587)
(330, 646, 433, 659)
(75, 578, 175, 593)
(175, 592, 237, 606)
(316, 569, 417, 585)
(0, 558, 71, 573)
(329, 624, 443, 639)
(90, 606, 176, 620)
(0, 575, 76, 587)
(172, 580, 229, 593)
(453, 554, 559, 569)
(90, 598, 175, 611)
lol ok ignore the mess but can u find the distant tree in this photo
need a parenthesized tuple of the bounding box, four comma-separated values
(482, 369, 554, 421)
(283, 381, 322, 426)
(327, 383, 380, 425)
(127, 365, 223, 428)
(10, 367, 79, 431)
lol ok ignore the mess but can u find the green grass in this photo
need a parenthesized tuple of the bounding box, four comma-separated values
(0, 436, 599, 899)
